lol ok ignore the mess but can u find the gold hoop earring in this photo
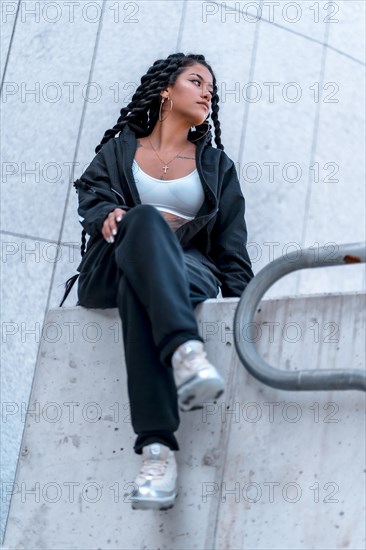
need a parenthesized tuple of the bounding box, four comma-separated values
(159, 97, 173, 122)
(190, 121, 211, 142)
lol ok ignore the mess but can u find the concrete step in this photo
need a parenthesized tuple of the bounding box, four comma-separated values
(3, 292, 365, 550)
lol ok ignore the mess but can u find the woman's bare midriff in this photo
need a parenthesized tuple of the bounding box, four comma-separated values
(159, 211, 189, 232)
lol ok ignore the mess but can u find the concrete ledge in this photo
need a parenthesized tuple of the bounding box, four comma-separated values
(3, 293, 365, 550)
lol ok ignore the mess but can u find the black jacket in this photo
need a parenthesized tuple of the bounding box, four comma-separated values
(62, 122, 254, 305)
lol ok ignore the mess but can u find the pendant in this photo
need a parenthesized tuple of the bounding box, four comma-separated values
(162, 165, 168, 173)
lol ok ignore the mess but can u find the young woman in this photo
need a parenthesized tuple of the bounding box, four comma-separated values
(60, 52, 254, 511)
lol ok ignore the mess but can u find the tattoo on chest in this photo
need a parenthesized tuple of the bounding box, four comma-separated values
(176, 154, 195, 160)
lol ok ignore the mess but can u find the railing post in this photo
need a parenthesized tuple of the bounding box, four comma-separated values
(234, 242, 366, 391)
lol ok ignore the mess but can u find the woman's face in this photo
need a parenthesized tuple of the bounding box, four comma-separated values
(162, 63, 214, 127)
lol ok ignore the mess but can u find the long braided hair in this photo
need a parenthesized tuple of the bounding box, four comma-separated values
(78, 52, 223, 259)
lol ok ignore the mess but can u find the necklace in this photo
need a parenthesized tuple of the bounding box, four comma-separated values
(148, 137, 189, 179)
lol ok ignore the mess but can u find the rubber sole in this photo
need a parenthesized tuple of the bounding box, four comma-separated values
(178, 374, 225, 412)
(131, 493, 177, 511)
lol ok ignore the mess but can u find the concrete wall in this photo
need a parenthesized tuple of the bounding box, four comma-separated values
(1, 0, 365, 543)
(3, 294, 366, 549)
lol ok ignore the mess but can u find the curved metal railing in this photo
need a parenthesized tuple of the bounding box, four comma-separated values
(233, 242, 366, 392)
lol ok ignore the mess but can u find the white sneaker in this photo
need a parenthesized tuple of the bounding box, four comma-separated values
(130, 443, 178, 510)
(171, 340, 225, 411)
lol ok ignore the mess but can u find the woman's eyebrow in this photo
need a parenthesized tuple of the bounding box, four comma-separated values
(188, 73, 213, 89)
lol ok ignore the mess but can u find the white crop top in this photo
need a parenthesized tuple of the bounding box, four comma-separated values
(132, 159, 205, 220)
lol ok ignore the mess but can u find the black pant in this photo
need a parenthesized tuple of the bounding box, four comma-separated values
(77, 205, 221, 454)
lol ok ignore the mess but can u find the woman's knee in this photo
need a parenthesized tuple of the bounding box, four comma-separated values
(123, 204, 162, 223)
(114, 204, 172, 247)
(114, 205, 163, 240)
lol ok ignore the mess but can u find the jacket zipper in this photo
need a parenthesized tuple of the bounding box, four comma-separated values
(110, 187, 126, 204)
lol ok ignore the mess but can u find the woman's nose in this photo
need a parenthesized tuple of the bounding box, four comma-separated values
(202, 89, 211, 101)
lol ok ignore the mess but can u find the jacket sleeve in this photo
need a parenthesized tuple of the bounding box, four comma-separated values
(74, 143, 129, 238)
(209, 159, 254, 297)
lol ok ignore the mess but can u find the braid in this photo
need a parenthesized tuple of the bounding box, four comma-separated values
(80, 229, 87, 257)
(95, 52, 224, 154)
(210, 90, 223, 150)
(78, 53, 224, 256)
(95, 55, 185, 154)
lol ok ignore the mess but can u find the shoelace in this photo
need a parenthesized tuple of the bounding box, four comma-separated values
(140, 459, 169, 478)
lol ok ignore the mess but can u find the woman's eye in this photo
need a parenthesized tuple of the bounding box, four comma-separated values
(192, 79, 213, 96)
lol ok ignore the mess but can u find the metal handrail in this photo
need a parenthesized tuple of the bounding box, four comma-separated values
(233, 242, 366, 392)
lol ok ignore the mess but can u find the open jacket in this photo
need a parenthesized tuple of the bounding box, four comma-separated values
(60, 122, 254, 306)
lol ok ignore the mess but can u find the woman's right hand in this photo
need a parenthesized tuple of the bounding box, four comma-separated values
(102, 208, 127, 243)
